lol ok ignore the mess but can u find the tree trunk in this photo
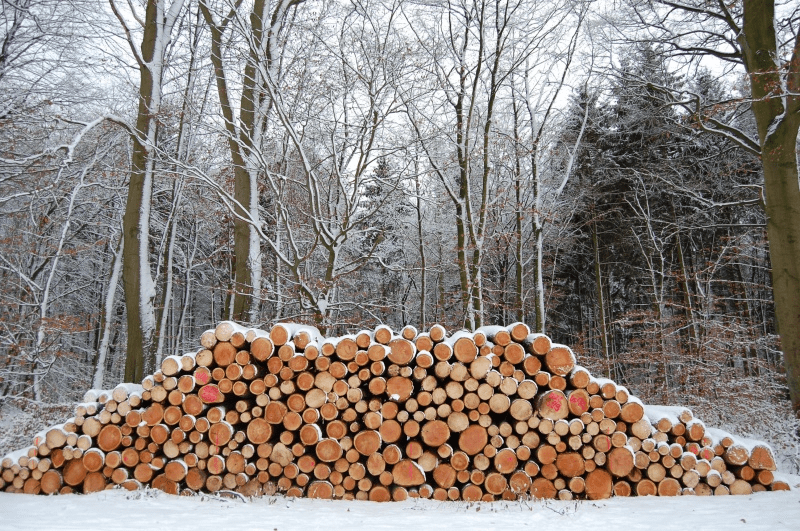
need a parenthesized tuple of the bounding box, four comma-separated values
(122, 1, 159, 383)
(199, 0, 266, 324)
(118, 0, 186, 383)
(592, 216, 609, 369)
(740, 0, 800, 413)
(94, 233, 124, 389)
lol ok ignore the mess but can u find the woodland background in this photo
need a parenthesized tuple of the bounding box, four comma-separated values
(1, 0, 798, 468)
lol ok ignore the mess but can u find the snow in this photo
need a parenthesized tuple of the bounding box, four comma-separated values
(1, 447, 32, 467)
(706, 428, 776, 458)
(113, 383, 144, 397)
(643, 405, 690, 427)
(1, 487, 799, 530)
(82, 389, 114, 403)
(475, 325, 505, 339)
(705, 427, 735, 446)
(444, 330, 474, 347)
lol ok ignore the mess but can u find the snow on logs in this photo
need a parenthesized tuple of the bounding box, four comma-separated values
(1, 321, 788, 500)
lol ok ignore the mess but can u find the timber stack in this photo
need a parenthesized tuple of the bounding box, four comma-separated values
(0, 321, 790, 500)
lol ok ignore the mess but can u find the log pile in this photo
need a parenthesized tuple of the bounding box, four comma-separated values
(0, 321, 790, 500)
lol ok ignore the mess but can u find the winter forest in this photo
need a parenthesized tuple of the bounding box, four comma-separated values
(1, 0, 799, 466)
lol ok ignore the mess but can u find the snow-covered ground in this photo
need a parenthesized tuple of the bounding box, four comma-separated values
(2, 480, 800, 531)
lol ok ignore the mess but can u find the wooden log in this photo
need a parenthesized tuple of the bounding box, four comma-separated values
(585, 468, 612, 500)
(198, 384, 225, 405)
(164, 460, 188, 483)
(429, 324, 446, 343)
(566, 389, 590, 417)
(431, 464, 456, 489)
(421, 420, 450, 447)
(245, 418, 273, 445)
(682, 469, 700, 489)
(432, 341, 453, 362)
(658, 477, 682, 496)
(469, 356, 493, 380)
(531, 478, 557, 499)
(771, 481, 791, 491)
(387, 338, 415, 366)
(316, 439, 343, 463)
(620, 400, 644, 423)
(97, 425, 122, 452)
(607, 446, 635, 477)
(40, 469, 62, 494)
(305, 480, 334, 499)
(484, 472, 507, 495)
(385, 376, 414, 401)
(200, 330, 217, 349)
(748, 444, 777, 471)
(81, 417, 102, 437)
(522, 355, 542, 376)
(544, 345, 575, 376)
(490, 448, 517, 475)
(723, 443, 750, 467)
(208, 421, 233, 447)
(392, 460, 425, 487)
(81, 472, 106, 494)
(354, 430, 382, 456)
(507, 399, 533, 422)
(82, 449, 105, 473)
(62, 459, 87, 487)
(537, 390, 568, 421)
(371, 325, 391, 345)
(212, 342, 236, 367)
(449, 336, 475, 364)
(555, 452, 585, 478)
(250, 337, 274, 362)
(458, 425, 488, 456)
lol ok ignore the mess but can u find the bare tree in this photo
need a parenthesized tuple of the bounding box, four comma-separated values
(109, 0, 187, 382)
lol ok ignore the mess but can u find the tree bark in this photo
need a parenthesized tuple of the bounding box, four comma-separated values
(740, 0, 800, 413)
(121, 0, 174, 383)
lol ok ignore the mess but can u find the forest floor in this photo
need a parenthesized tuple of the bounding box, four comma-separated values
(1, 481, 799, 531)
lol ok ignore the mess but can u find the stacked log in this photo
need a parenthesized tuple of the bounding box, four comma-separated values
(0, 321, 789, 500)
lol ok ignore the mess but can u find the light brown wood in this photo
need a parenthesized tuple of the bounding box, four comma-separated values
(537, 390, 569, 420)
(392, 460, 425, 487)
(40, 470, 62, 494)
(420, 420, 450, 447)
(458, 425, 488, 456)
(567, 389, 590, 417)
(62, 459, 87, 487)
(556, 452, 585, 478)
(354, 430, 382, 456)
(544, 346, 575, 376)
(508, 399, 533, 421)
(607, 446, 634, 477)
(1, 321, 785, 502)
(657, 477, 681, 496)
(385, 376, 414, 401)
(316, 439, 343, 463)
(531, 478, 557, 499)
(493, 448, 518, 475)
(748, 445, 777, 471)
(585, 468, 613, 500)
(97, 425, 122, 452)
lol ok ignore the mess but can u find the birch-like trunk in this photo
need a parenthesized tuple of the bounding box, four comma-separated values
(413, 161, 427, 327)
(94, 233, 124, 389)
